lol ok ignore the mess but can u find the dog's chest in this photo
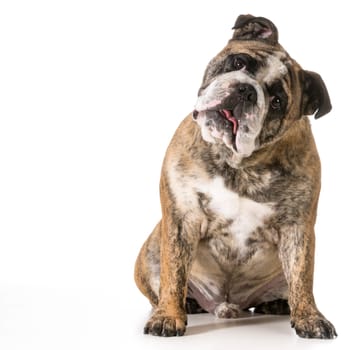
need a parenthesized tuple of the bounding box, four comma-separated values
(170, 169, 274, 254)
(196, 177, 273, 248)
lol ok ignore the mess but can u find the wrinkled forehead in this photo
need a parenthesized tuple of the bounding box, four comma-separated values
(204, 40, 296, 85)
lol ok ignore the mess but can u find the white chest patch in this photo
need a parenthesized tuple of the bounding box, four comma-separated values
(168, 166, 274, 246)
(197, 177, 274, 245)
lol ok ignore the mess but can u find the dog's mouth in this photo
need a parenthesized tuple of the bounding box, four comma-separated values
(220, 109, 238, 134)
(193, 102, 262, 156)
(193, 108, 240, 150)
(193, 108, 239, 131)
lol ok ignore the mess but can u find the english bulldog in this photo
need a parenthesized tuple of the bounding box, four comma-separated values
(134, 14, 337, 339)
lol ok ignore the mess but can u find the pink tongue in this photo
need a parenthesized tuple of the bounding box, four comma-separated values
(222, 109, 238, 134)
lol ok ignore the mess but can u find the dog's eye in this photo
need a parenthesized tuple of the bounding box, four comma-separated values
(233, 57, 246, 70)
(270, 96, 281, 110)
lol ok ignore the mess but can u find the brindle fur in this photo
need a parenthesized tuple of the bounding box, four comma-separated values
(134, 15, 336, 339)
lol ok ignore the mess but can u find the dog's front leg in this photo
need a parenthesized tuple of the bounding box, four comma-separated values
(144, 176, 199, 337)
(279, 224, 337, 339)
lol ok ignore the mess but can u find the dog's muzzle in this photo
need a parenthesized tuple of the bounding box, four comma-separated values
(193, 72, 265, 156)
(193, 83, 257, 136)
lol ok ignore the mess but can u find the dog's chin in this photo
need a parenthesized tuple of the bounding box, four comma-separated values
(194, 110, 236, 150)
(194, 110, 261, 158)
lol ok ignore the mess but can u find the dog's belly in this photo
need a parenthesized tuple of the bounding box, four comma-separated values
(188, 242, 288, 313)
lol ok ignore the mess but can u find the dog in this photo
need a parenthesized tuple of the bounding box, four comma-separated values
(134, 14, 337, 339)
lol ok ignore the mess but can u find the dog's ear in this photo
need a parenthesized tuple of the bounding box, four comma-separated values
(232, 15, 278, 44)
(300, 70, 332, 119)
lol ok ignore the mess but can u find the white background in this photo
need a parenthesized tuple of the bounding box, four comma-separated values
(0, 1, 356, 349)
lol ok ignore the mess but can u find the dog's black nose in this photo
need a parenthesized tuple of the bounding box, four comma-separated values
(192, 110, 199, 120)
(236, 83, 257, 104)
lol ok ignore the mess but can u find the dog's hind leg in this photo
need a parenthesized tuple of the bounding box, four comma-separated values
(253, 299, 290, 315)
(134, 222, 161, 307)
(185, 297, 208, 314)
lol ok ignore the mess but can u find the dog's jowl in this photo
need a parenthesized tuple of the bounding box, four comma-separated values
(134, 15, 337, 339)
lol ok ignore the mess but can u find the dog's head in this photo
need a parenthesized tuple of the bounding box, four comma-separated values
(193, 15, 331, 159)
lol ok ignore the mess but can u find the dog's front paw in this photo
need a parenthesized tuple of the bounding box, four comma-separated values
(291, 313, 337, 339)
(144, 312, 187, 337)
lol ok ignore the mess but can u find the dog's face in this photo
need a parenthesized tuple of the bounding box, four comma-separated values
(193, 15, 331, 159)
